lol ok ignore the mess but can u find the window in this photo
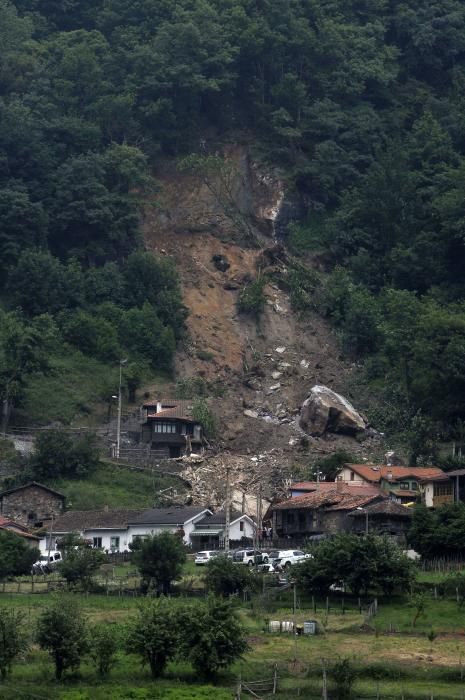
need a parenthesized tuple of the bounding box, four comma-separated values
(93, 537, 102, 548)
(110, 536, 120, 551)
(239, 521, 244, 532)
(411, 482, 418, 490)
(434, 483, 453, 496)
(350, 471, 355, 481)
(399, 482, 410, 490)
(153, 422, 177, 434)
(28, 512, 36, 521)
(287, 512, 295, 525)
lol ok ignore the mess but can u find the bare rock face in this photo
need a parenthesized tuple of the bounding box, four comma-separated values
(299, 385, 366, 436)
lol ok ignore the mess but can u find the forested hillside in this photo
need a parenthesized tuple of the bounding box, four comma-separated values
(2, 0, 465, 454)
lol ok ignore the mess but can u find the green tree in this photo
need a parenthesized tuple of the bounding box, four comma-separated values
(0, 530, 38, 579)
(178, 597, 248, 679)
(192, 398, 216, 439)
(36, 598, 88, 680)
(204, 555, 257, 597)
(0, 311, 55, 432)
(309, 450, 356, 482)
(131, 532, 186, 594)
(126, 598, 177, 678)
(59, 547, 106, 591)
(89, 624, 119, 678)
(31, 429, 100, 480)
(294, 534, 414, 596)
(0, 608, 29, 681)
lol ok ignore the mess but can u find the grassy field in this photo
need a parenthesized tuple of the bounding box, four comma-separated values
(14, 348, 171, 427)
(47, 461, 187, 510)
(2, 572, 465, 699)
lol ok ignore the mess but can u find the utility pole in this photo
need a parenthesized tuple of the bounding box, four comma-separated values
(225, 463, 231, 553)
(116, 358, 127, 459)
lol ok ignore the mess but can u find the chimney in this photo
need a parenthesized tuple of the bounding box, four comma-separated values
(156, 401, 162, 413)
(386, 471, 393, 482)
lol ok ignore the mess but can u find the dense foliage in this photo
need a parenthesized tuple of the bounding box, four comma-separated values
(131, 532, 186, 594)
(0, 530, 38, 579)
(36, 598, 88, 680)
(204, 554, 257, 596)
(294, 534, 414, 595)
(3, 0, 465, 435)
(408, 503, 465, 558)
(29, 429, 101, 480)
(0, 609, 29, 680)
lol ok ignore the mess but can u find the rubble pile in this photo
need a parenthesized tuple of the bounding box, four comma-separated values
(180, 451, 289, 517)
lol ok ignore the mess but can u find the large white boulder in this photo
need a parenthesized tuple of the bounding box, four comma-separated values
(299, 385, 366, 436)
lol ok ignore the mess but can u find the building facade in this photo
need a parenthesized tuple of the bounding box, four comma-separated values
(0, 482, 65, 529)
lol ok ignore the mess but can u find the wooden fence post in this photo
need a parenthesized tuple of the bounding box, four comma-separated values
(272, 664, 277, 694)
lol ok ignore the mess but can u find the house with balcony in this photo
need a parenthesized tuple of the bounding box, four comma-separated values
(272, 481, 383, 539)
(337, 464, 447, 504)
(190, 510, 256, 550)
(140, 399, 203, 459)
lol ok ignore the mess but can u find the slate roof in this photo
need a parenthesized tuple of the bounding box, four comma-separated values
(0, 481, 65, 500)
(348, 500, 413, 518)
(129, 507, 210, 525)
(200, 510, 249, 525)
(143, 399, 195, 421)
(343, 464, 445, 484)
(52, 509, 143, 532)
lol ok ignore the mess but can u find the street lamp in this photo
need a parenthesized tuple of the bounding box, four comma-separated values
(116, 359, 127, 459)
(356, 506, 369, 535)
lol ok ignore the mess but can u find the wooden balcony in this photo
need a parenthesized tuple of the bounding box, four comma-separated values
(433, 494, 454, 507)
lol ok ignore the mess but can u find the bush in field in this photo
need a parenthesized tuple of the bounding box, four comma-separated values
(126, 598, 177, 678)
(59, 547, 106, 591)
(131, 531, 186, 594)
(0, 530, 38, 579)
(204, 555, 257, 596)
(0, 609, 29, 680)
(178, 597, 248, 679)
(36, 598, 88, 680)
(237, 277, 266, 317)
(89, 624, 119, 678)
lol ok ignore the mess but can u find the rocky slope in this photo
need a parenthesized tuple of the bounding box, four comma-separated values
(143, 145, 384, 478)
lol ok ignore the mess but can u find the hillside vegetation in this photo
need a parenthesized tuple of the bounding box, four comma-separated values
(1, 0, 465, 452)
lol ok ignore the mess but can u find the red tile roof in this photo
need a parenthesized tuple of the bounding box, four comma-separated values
(292, 481, 380, 496)
(143, 399, 196, 422)
(344, 464, 445, 483)
(273, 487, 381, 512)
(349, 500, 413, 518)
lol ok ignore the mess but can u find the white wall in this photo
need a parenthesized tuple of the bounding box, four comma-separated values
(338, 467, 365, 484)
(423, 484, 434, 508)
(229, 517, 255, 540)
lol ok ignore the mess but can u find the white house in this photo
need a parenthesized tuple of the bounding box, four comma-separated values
(39, 506, 211, 553)
(127, 507, 212, 546)
(190, 510, 256, 550)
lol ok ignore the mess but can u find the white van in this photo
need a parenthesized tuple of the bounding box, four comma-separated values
(32, 551, 63, 574)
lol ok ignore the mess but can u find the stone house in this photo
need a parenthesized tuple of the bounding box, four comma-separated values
(272, 481, 383, 539)
(140, 399, 203, 459)
(0, 482, 65, 529)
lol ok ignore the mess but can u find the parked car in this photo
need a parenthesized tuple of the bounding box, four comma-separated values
(262, 550, 311, 571)
(232, 549, 264, 567)
(32, 551, 63, 575)
(194, 550, 222, 565)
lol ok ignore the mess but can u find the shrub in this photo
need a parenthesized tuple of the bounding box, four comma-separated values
(0, 608, 29, 680)
(131, 532, 186, 594)
(204, 555, 257, 596)
(126, 599, 177, 678)
(89, 624, 119, 678)
(36, 598, 88, 680)
(237, 277, 266, 317)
